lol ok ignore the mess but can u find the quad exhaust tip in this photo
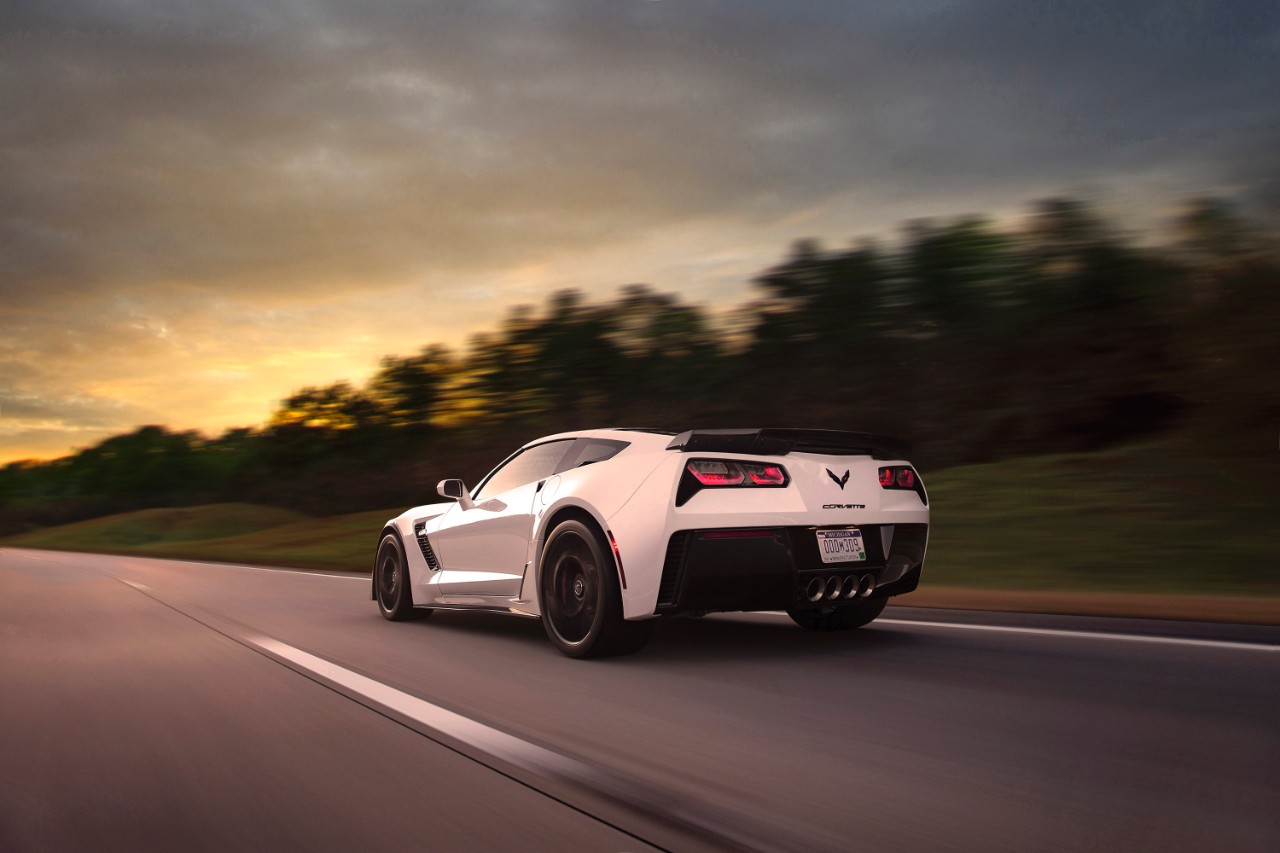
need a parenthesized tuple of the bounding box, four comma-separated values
(807, 574, 876, 603)
(805, 577, 824, 602)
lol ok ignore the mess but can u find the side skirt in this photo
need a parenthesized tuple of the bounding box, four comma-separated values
(416, 602, 540, 619)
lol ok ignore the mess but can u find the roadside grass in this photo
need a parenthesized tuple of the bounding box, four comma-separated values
(137, 508, 398, 570)
(4, 441, 1276, 601)
(923, 441, 1277, 596)
(1, 503, 308, 552)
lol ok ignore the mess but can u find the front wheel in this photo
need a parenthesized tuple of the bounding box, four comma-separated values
(787, 597, 887, 631)
(539, 519, 654, 658)
(375, 534, 428, 621)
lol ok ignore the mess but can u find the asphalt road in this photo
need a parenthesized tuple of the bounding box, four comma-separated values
(1, 548, 1275, 852)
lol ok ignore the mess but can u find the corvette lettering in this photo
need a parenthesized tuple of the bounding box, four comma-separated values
(823, 503, 865, 509)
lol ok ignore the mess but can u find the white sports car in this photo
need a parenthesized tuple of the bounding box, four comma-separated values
(373, 428, 929, 657)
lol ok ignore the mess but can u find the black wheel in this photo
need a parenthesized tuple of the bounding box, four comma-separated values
(787, 597, 887, 632)
(375, 533, 427, 621)
(539, 519, 655, 658)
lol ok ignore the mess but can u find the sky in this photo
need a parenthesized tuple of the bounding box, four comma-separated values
(2, 0, 1277, 463)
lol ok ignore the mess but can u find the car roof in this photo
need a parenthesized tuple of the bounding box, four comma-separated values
(522, 428, 675, 449)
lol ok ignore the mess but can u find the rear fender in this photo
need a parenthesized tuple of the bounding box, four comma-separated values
(526, 499, 612, 617)
(528, 452, 675, 618)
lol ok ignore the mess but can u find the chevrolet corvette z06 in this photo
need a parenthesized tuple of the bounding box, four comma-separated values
(373, 428, 929, 657)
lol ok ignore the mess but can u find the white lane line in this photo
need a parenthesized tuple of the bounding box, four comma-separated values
(877, 618, 1277, 652)
(122, 580, 150, 591)
(209, 563, 367, 580)
(247, 636, 791, 850)
(247, 636, 577, 774)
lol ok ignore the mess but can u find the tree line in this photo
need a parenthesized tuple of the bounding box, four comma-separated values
(2, 195, 1275, 531)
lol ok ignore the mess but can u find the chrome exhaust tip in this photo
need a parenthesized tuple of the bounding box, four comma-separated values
(841, 575, 858, 599)
(857, 574, 875, 598)
(825, 576, 842, 600)
(805, 577, 825, 602)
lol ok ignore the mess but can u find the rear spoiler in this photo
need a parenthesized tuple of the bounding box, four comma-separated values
(665, 428, 910, 460)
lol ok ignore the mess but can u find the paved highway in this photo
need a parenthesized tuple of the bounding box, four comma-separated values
(1, 547, 1275, 852)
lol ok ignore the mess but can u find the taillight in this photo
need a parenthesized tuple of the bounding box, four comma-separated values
(688, 460, 746, 486)
(878, 466, 927, 504)
(743, 463, 786, 486)
(677, 458, 790, 506)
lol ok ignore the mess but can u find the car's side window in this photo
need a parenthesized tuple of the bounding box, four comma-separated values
(473, 440, 574, 500)
(556, 438, 629, 473)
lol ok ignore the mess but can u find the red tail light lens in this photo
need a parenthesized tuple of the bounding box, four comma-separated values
(677, 458, 791, 505)
(743, 463, 787, 486)
(688, 460, 745, 486)
(879, 466, 925, 504)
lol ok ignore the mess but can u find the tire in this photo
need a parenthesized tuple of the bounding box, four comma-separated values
(787, 597, 887, 632)
(539, 519, 655, 658)
(375, 533, 428, 621)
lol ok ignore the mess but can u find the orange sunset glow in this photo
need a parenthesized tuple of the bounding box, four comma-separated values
(2, 1, 1276, 463)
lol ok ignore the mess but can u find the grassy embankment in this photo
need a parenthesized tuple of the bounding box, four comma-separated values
(1, 503, 392, 570)
(5, 442, 1277, 622)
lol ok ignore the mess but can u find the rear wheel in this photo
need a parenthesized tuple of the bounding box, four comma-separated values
(375, 533, 428, 621)
(539, 519, 654, 658)
(787, 597, 886, 631)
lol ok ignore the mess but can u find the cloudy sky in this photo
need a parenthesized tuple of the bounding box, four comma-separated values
(2, 0, 1276, 462)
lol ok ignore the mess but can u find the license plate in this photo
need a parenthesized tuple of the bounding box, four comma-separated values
(816, 528, 867, 564)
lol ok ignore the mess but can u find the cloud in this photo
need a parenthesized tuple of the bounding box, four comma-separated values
(0, 357, 168, 461)
(1, 0, 1276, 460)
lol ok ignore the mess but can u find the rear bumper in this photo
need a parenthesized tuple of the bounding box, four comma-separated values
(653, 523, 927, 615)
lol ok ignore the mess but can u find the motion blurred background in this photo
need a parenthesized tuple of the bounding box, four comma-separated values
(2, 2, 1276, 605)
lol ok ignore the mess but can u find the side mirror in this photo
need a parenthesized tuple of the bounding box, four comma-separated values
(437, 479, 475, 510)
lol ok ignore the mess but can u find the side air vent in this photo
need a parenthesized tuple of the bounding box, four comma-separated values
(414, 523, 440, 571)
(656, 531, 691, 608)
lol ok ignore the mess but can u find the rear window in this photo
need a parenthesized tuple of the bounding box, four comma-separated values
(556, 438, 629, 472)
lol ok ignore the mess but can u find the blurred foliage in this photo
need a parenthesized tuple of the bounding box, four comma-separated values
(1, 194, 1276, 530)
(7, 443, 1276, 601)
